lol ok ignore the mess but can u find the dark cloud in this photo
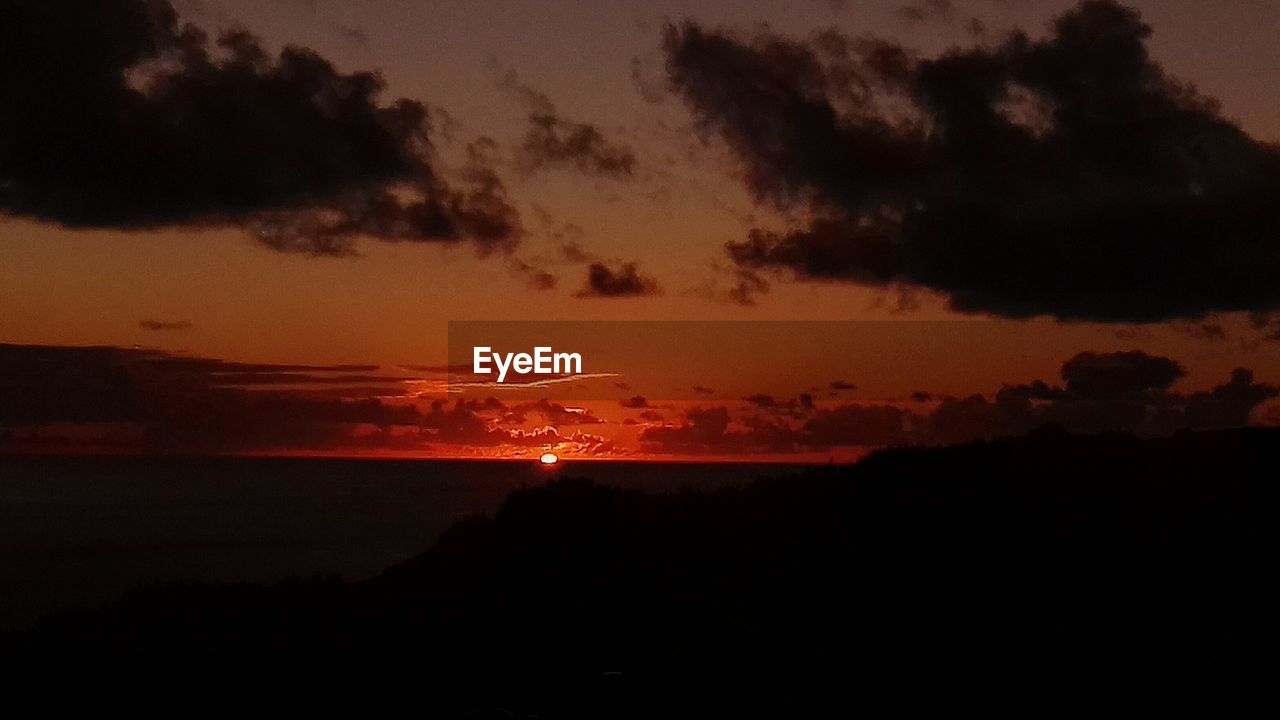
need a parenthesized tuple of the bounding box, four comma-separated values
(742, 392, 816, 419)
(139, 319, 193, 331)
(630, 57, 666, 104)
(0, 344, 609, 454)
(642, 349, 1277, 455)
(523, 116, 636, 179)
(1183, 369, 1278, 430)
(664, 1, 1280, 321)
(744, 394, 784, 409)
(504, 399, 604, 426)
(8, 342, 1272, 457)
(497, 68, 636, 180)
(153, 357, 381, 374)
(191, 372, 419, 387)
(802, 403, 912, 447)
(0, 343, 423, 452)
(561, 241, 596, 264)
(638, 406, 738, 454)
(830, 380, 857, 391)
(576, 262, 662, 298)
(1060, 350, 1184, 397)
(639, 403, 819, 455)
(924, 351, 1275, 441)
(898, 0, 954, 24)
(0, 0, 521, 257)
(1176, 321, 1227, 342)
(507, 257, 558, 290)
(727, 269, 770, 306)
(338, 25, 368, 46)
(620, 395, 651, 408)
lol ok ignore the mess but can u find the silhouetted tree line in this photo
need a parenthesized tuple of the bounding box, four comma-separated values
(2, 426, 1275, 717)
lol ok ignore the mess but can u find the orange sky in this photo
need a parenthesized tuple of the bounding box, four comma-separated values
(3, 1, 1280, 460)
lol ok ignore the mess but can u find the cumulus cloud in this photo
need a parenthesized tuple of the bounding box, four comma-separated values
(664, 1, 1280, 321)
(0, 0, 521, 257)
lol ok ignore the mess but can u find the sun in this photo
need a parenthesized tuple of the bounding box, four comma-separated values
(539, 452, 559, 465)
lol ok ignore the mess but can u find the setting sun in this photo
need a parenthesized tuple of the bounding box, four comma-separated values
(539, 452, 559, 465)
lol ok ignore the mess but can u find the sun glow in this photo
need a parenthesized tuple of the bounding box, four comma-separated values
(539, 452, 559, 465)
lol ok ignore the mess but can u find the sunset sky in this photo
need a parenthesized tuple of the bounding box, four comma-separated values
(3, 0, 1280, 459)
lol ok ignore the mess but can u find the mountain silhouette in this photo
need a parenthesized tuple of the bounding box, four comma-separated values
(3, 427, 1275, 716)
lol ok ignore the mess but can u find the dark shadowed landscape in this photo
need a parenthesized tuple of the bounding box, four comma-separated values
(5, 0, 1280, 715)
(0, 457, 778, 628)
(3, 428, 1275, 716)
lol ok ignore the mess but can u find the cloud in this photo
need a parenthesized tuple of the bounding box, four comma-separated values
(338, 26, 368, 46)
(1182, 369, 1278, 430)
(575, 262, 661, 298)
(630, 57, 666, 103)
(0, 343, 427, 452)
(639, 403, 817, 455)
(561, 241, 596, 263)
(0, 0, 521, 257)
(663, 1, 1280, 321)
(1175, 321, 1227, 342)
(496, 67, 637, 180)
(642, 349, 1277, 455)
(0, 344, 610, 454)
(727, 269, 769, 306)
(139, 319, 193, 331)
(504, 399, 604, 426)
(620, 396, 652, 408)
(506, 257, 558, 290)
(924, 351, 1275, 441)
(7, 343, 1273, 457)
(830, 380, 857, 391)
(639, 406, 737, 453)
(897, 0, 954, 24)
(1059, 350, 1183, 396)
(801, 403, 912, 447)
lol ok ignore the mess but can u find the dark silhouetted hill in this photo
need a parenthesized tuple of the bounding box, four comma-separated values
(2, 428, 1276, 717)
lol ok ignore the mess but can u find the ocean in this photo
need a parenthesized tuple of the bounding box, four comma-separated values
(0, 455, 807, 628)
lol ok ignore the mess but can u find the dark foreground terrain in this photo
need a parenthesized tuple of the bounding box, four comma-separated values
(3, 427, 1276, 716)
(0, 456, 773, 628)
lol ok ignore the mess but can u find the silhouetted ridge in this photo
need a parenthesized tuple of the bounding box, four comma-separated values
(2, 428, 1275, 717)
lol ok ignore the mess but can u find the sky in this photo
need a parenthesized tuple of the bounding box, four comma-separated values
(3, 0, 1280, 459)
